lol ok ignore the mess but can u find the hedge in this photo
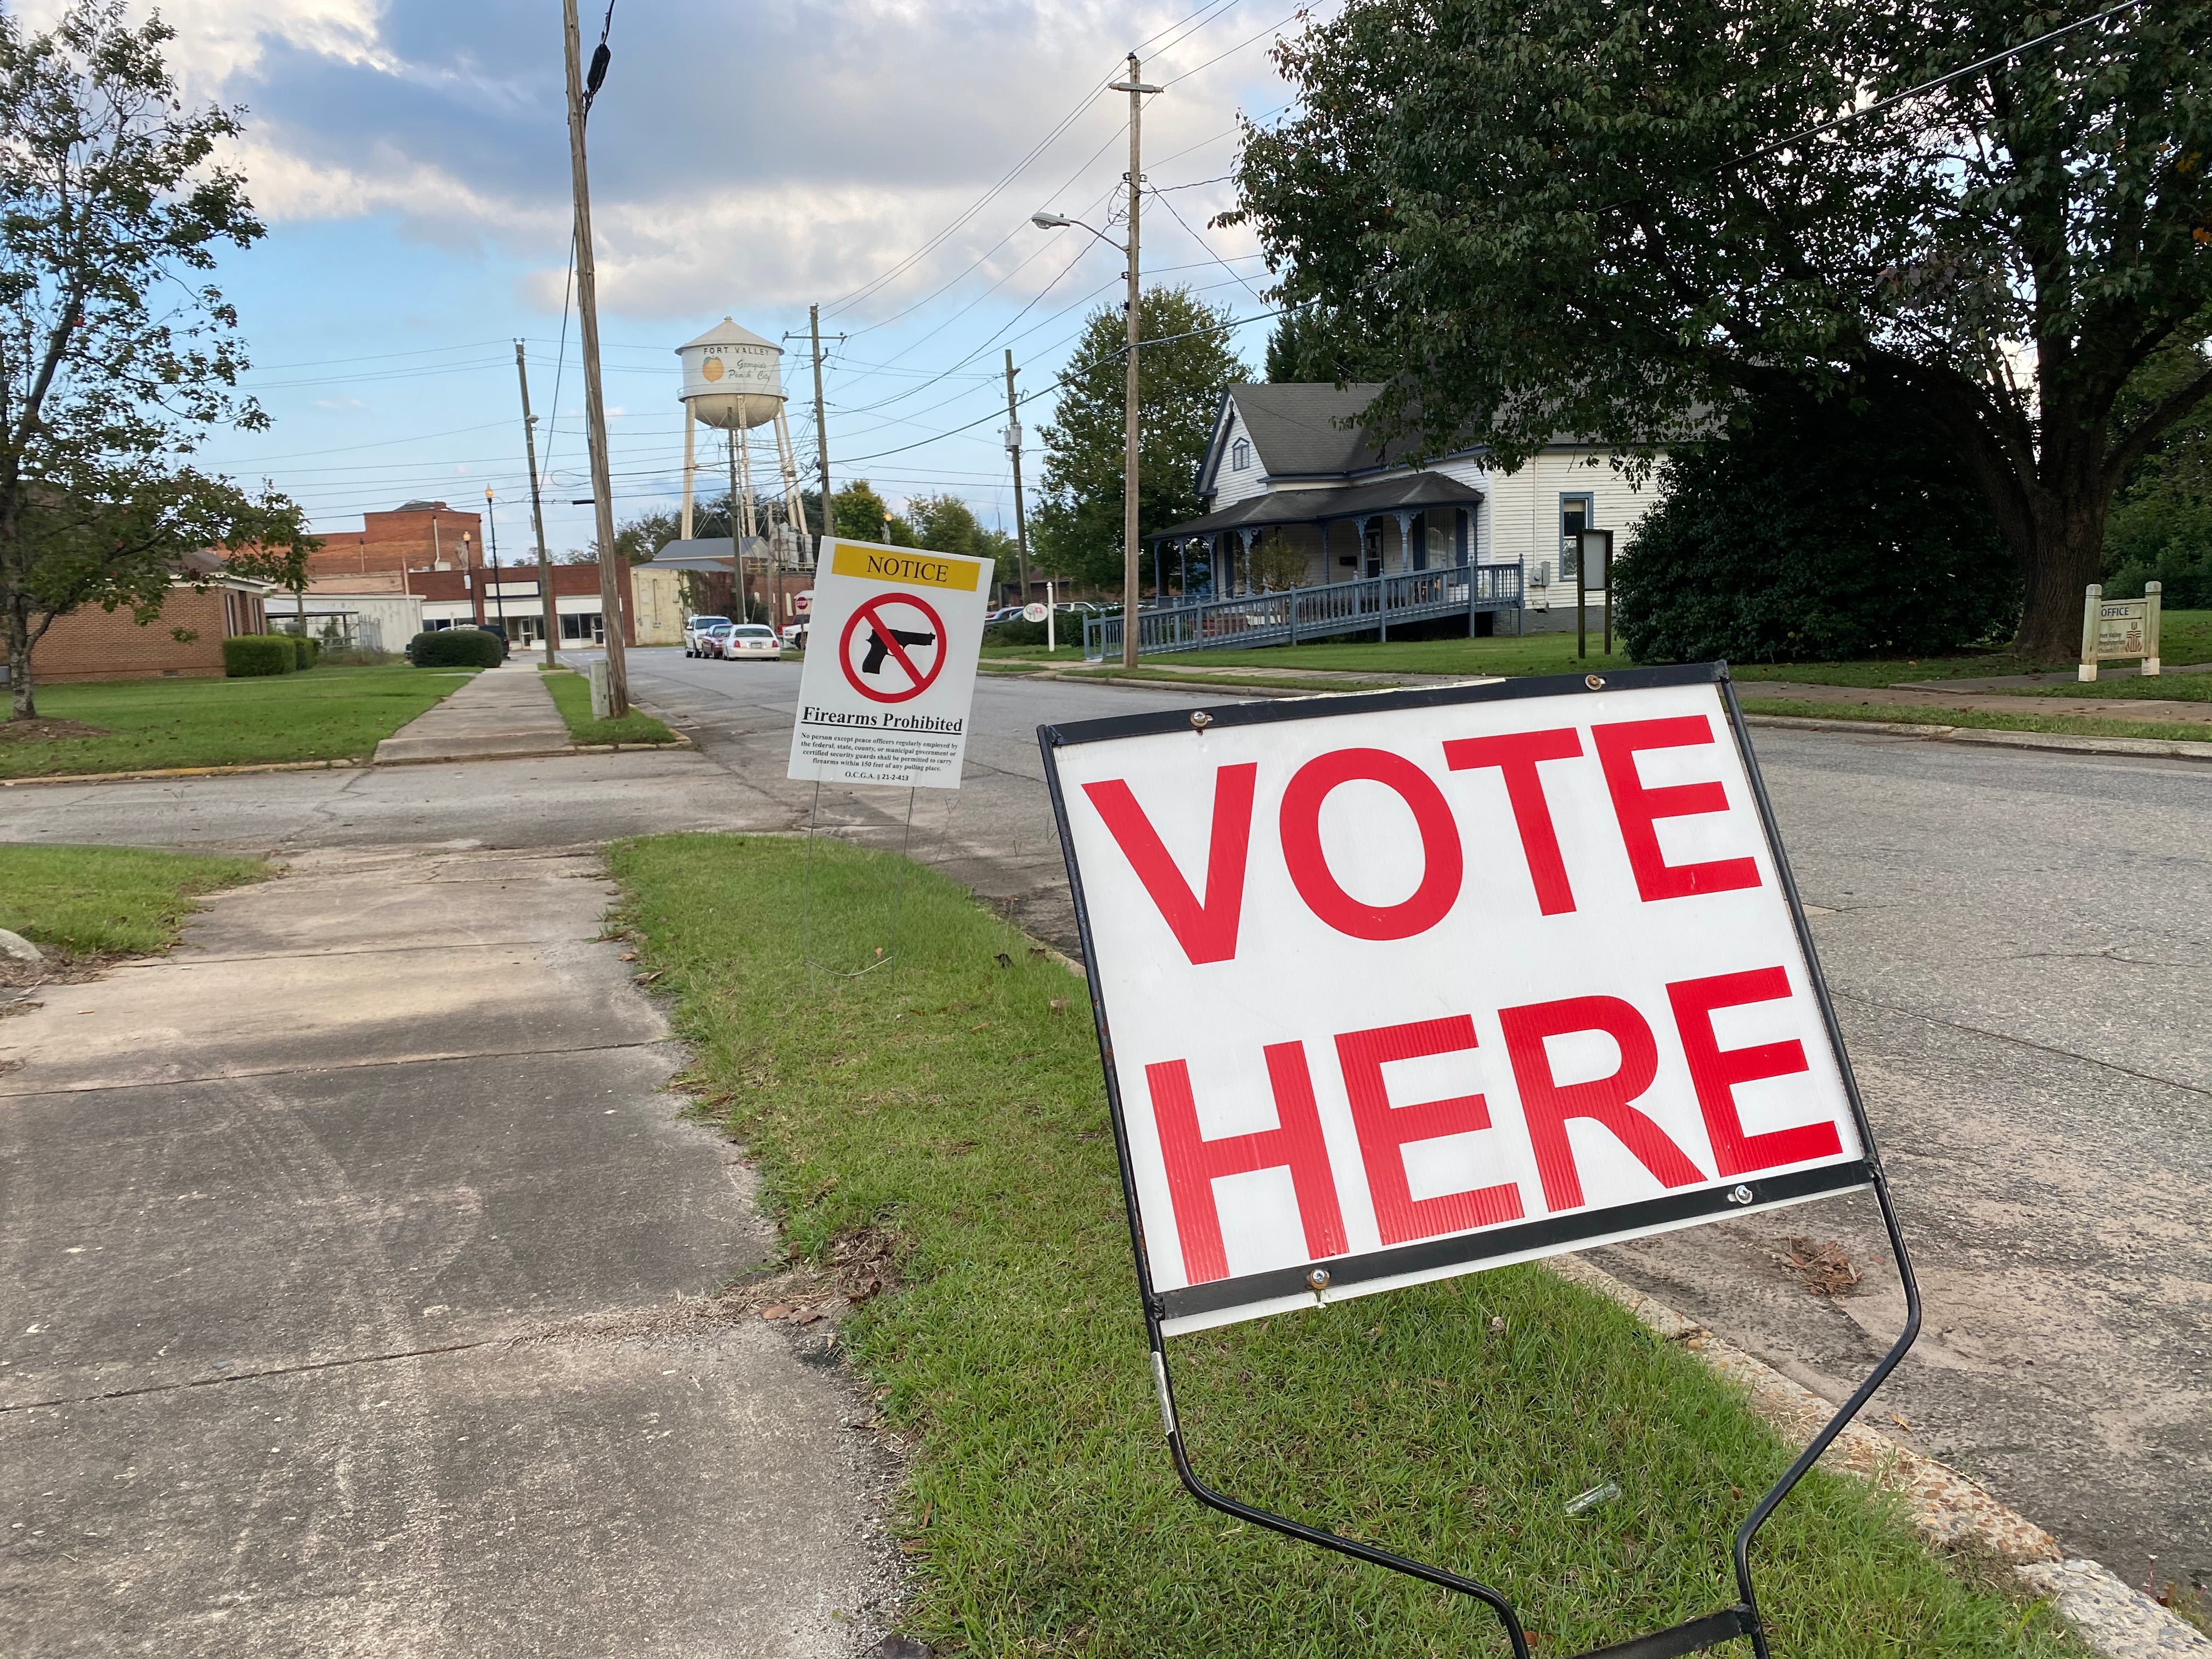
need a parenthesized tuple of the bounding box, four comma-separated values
(223, 635, 297, 678)
(408, 628, 504, 668)
(290, 634, 319, 669)
(1612, 396, 2018, 664)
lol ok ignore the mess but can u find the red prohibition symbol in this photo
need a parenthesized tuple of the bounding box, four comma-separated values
(839, 591, 948, 704)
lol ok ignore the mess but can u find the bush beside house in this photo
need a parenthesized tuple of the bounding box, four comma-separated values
(407, 629, 503, 668)
(222, 635, 297, 677)
(1614, 399, 2019, 664)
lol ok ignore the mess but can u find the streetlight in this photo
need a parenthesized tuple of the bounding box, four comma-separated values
(1033, 52, 1156, 670)
(484, 486, 507, 633)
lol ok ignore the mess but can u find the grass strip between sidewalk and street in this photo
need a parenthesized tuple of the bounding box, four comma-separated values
(608, 832, 2086, 1659)
(540, 668, 679, 746)
(0, 664, 477, 778)
(0, 842, 266, 956)
(1738, 698, 2212, 745)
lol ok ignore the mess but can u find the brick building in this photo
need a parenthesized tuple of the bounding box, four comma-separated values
(27, 551, 275, 684)
(307, 500, 484, 583)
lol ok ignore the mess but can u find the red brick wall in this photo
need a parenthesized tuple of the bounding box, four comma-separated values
(306, 506, 483, 582)
(29, 587, 245, 684)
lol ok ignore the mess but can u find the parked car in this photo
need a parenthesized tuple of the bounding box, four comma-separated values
(684, 615, 732, 657)
(779, 622, 809, 651)
(723, 622, 782, 661)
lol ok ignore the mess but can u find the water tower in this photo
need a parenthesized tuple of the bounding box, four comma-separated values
(676, 318, 814, 586)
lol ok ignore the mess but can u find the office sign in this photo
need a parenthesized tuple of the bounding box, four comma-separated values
(788, 538, 992, 789)
(1042, 667, 1871, 1335)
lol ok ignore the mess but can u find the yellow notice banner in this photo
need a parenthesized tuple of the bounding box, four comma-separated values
(828, 542, 984, 592)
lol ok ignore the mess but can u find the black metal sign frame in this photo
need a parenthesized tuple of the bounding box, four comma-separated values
(1037, 661, 1920, 1659)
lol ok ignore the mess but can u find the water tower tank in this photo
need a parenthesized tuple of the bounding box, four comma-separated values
(676, 317, 783, 431)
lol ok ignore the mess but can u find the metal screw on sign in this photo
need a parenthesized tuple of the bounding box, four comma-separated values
(1729, 1184, 1755, 1205)
(1585, 674, 1606, 690)
(1305, 1267, 1331, 1291)
(1190, 710, 1214, 731)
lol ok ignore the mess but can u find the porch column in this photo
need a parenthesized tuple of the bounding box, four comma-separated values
(1239, 528, 1259, 597)
(1394, 511, 1418, 574)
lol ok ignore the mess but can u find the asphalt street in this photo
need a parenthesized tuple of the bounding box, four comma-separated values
(3, 644, 2206, 1594)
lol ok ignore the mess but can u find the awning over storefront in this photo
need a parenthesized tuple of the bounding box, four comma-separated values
(1150, 470, 1485, 541)
(641, 534, 772, 570)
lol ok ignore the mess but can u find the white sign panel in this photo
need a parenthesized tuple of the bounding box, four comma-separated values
(787, 537, 992, 790)
(1043, 669, 1871, 1335)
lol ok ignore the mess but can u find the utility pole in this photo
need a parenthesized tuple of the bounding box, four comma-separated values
(1110, 53, 1159, 670)
(1003, 348, 1030, 606)
(515, 342, 559, 667)
(561, 0, 629, 713)
(810, 303, 833, 544)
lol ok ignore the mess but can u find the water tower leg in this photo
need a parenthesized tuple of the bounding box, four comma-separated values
(680, 415, 696, 540)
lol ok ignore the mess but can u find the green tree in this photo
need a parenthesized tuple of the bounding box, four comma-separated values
(1031, 286, 1249, 593)
(832, 478, 893, 540)
(1265, 304, 1393, 385)
(2, 2, 310, 718)
(2103, 334, 2212, 606)
(1230, 0, 2212, 657)
(895, 492, 986, 558)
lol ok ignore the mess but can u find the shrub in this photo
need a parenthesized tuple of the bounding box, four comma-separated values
(320, 645, 396, 667)
(1613, 396, 2019, 664)
(985, 619, 1049, 646)
(291, 634, 319, 669)
(408, 628, 503, 668)
(223, 635, 296, 677)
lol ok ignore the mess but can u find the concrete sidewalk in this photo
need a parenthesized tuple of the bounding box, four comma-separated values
(374, 663, 575, 763)
(0, 845, 896, 1657)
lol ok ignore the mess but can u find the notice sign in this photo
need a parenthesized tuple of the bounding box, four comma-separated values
(788, 538, 992, 789)
(1042, 667, 1873, 1335)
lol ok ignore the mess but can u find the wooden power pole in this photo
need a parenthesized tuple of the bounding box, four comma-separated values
(1004, 349, 1030, 604)
(810, 304, 833, 544)
(561, 0, 629, 713)
(1111, 54, 1158, 669)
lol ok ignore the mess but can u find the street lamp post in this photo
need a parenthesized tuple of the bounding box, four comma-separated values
(1033, 52, 1158, 670)
(484, 486, 507, 631)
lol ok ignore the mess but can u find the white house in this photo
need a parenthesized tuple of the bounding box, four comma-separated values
(1155, 383, 1662, 629)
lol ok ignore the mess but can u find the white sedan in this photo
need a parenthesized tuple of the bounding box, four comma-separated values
(722, 622, 782, 661)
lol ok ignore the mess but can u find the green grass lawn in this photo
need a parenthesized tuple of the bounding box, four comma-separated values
(1740, 698, 2211, 744)
(0, 664, 477, 778)
(540, 669, 678, 745)
(0, 843, 266, 956)
(986, 610, 2212, 690)
(609, 832, 2085, 1659)
(2012, 670, 2212, 701)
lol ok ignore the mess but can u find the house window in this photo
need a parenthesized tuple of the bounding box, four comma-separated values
(1231, 437, 1250, 472)
(1560, 494, 1594, 579)
(560, 612, 606, 644)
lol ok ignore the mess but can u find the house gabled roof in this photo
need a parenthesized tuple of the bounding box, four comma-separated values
(1198, 383, 1448, 496)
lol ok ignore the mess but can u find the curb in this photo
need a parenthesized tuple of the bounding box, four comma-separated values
(1550, 1257, 2209, 1658)
(1740, 713, 2212, 763)
(1, 757, 366, 788)
(371, 733, 695, 766)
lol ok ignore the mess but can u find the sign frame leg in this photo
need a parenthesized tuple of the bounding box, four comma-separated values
(800, 780, 918, 980)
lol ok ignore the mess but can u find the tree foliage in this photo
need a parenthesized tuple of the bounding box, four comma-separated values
(2, 1, 310, 717)
(1031, 286, 1249, 592)
(1230, 0, 2212, 656)
(1265, 304, 1393, 384)
(2103, 334, 2212, 606)
(1613, 395, 2019, 662)
(832, 478, 893, 540)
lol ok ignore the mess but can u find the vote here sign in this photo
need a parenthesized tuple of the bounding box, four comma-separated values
(788, 538, 994, 789)
(1042, 666, 1872, 1336)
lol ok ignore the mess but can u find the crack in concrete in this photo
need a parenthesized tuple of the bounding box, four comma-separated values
(1831, 988, 2212, 1098)
(0, 1340, 501, 1414)
(0, 1037, 676, 1101)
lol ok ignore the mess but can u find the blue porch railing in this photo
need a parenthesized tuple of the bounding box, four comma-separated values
(1082, 564, 1522, 662)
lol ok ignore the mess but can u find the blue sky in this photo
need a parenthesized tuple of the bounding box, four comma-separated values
(43, 0, 1324, 558)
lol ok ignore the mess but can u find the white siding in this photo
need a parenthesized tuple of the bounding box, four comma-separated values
(1476, 451, 1658, 610)
(1209, 407, 1272, 507)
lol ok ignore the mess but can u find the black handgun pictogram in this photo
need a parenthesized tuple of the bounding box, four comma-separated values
(861, 625, 935, 675)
